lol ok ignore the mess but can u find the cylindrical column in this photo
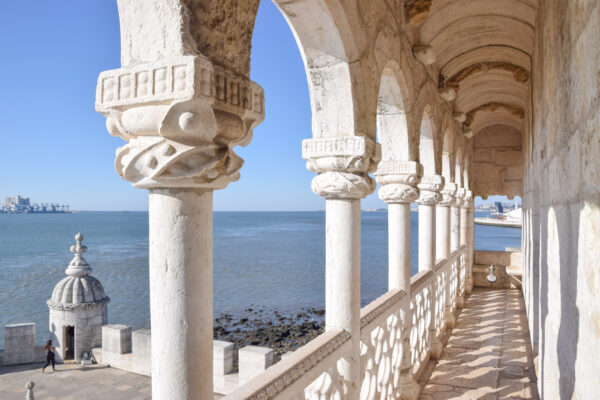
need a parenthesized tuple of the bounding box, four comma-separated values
(305, 135, 379, 400)
(325, 199, 361, 394)
(388, 203, 412, 291)
(450, 205, 460, 252)
(435, 205, 451, 260)
(375, 162, 421, 400)
(416, 175, 443, 360)
(149, 189, 213, 400)
(460, 207, 468, 247)
(418, 204, 436, 272)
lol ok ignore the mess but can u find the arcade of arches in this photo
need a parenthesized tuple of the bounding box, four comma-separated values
(95, 1, 599, 399)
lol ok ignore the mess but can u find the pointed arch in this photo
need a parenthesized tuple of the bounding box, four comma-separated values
(419, 105, 437, 175)
(377, 62, 411, 163)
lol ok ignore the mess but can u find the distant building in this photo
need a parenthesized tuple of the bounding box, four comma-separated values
(4, 195, 30, 211)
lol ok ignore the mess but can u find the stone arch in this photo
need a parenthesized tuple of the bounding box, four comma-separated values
(419, 105, 437, 176)
(441, 130, 453, 183)
(376, 62, 411, 163)
(463, 154, 470, 190)
(274, 0, 367, 139)
(454, 145, 463, 187)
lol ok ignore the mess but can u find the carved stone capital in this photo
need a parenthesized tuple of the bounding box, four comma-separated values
(303, 136, 380, 199)
(438, 182, 457, 207)
(454, 188, 466, 207)
(375, 161, 422, 204)
(311, 171, 375, 200)
(462, 190, 473, 209)
(416, 175, 444, 205)
(95, 55, 265, 190)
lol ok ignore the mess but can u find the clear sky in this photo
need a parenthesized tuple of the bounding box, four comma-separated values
(0, 1, 513, 211)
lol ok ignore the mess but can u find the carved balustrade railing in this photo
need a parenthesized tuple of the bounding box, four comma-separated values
(225, 245, 468, 400)
(359, 288, 408, 399)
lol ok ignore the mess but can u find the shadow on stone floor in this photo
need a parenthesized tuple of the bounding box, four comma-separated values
(418, 288, 539, 400)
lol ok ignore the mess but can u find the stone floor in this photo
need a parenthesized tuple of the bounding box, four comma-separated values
(0, 363, 151, 400)
(418, 288, 539, 400)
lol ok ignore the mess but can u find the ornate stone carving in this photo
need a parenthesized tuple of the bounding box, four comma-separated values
(302, 136, 380, 199)
(439, 182, 457, 207)
(96, 55, 265, 190)
(375, 161, 422, 203)
(454, 188, 466, 207)
(462, 190, 473, 209)
(311, 171, 375, 200)
(245, 330, 351, 400)
(416, 175, 444, 205)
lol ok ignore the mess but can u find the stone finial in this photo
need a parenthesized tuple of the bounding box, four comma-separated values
(70, 233, 87, 255)
(25, 381, 34, 400)
(65, 233, 92, 277)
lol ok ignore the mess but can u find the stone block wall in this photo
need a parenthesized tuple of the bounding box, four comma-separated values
(522, 1, 600, 398)
(49, 304, 107, 362)
(473, 250, 522, 289)
(0, 323, 46, 366)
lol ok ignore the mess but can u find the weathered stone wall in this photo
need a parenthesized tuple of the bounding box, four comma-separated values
(522, 0, 600, 398)
(473, 250, 522, 289)
(473, 125, 522, 198)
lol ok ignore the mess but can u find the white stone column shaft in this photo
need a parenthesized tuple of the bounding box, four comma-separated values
(375, 161, 421, 400)
(418, 204, 436, 272)
(149, 189, 213, 400)
(450, 205, 460, 252)
(416, 175, 443, 359)
(325, 199, 361, 394)
(435, 205, 451, 260)
(303, 135, 379, 399)
(388, 203, 412, 291)
(460, 207, 468, 247)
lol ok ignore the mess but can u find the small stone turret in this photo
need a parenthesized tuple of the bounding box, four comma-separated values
(47, 233, 109, 362)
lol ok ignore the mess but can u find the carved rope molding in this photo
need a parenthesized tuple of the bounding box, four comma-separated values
(241, 330, 351, 400)
(416, 175, 444, 205)
(302, 136, 381, 199)
(375, 161, 422, 203)
(360, 289, 407, 331)
(95, 55, 265, 190)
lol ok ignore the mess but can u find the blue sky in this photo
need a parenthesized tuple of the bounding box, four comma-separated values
(0, 1, 510, 211)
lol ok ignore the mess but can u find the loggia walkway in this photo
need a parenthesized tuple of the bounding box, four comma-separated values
(419, 288, 539, 400)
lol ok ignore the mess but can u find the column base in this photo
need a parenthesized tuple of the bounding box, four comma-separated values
(457, 294, 465, 309)
(428, 334, 443, 360)
(466, 278, 473, 294)
(399, 375, 421, 400)
(445, 308, 456, 330)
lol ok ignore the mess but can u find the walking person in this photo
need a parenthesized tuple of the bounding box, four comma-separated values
(41, 340, 56, 373)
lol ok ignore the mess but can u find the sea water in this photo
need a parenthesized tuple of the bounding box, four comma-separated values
(0, 211, 520, 344)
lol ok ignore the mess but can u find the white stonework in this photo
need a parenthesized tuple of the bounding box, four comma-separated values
(4, 323, 36, 365)
(47, 234, 109, 363)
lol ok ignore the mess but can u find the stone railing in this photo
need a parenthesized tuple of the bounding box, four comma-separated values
(225, 246, 468, 399)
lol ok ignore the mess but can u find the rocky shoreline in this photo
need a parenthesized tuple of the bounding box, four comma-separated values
(213, 306, 325, 369)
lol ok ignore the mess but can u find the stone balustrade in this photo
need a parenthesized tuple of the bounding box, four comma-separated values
(224, 245, 468, 399)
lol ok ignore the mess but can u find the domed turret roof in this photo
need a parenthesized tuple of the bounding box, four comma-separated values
(47, 233, 109, 310)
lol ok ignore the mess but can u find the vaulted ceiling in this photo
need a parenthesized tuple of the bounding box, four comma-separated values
(410, 0, 536, 136)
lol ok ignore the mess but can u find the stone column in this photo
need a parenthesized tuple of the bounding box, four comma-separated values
(96, 56, 265, 400)
(375, 161, 421, 399)
(437, 182, 456, 330)
(436, 182, 456, 260)
(416, 175, 443, 359)
(303, 136, 380, 399)
(465, 190, 474, 294)
(453, 188, 465, 308)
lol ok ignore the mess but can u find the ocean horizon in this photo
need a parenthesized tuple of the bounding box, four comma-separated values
(0, 210, 520, 345)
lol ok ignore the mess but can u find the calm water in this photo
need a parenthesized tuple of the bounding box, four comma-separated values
(0, 211, 520, 344)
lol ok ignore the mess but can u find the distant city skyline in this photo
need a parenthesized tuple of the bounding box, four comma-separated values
(0, 1, 516, 211)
